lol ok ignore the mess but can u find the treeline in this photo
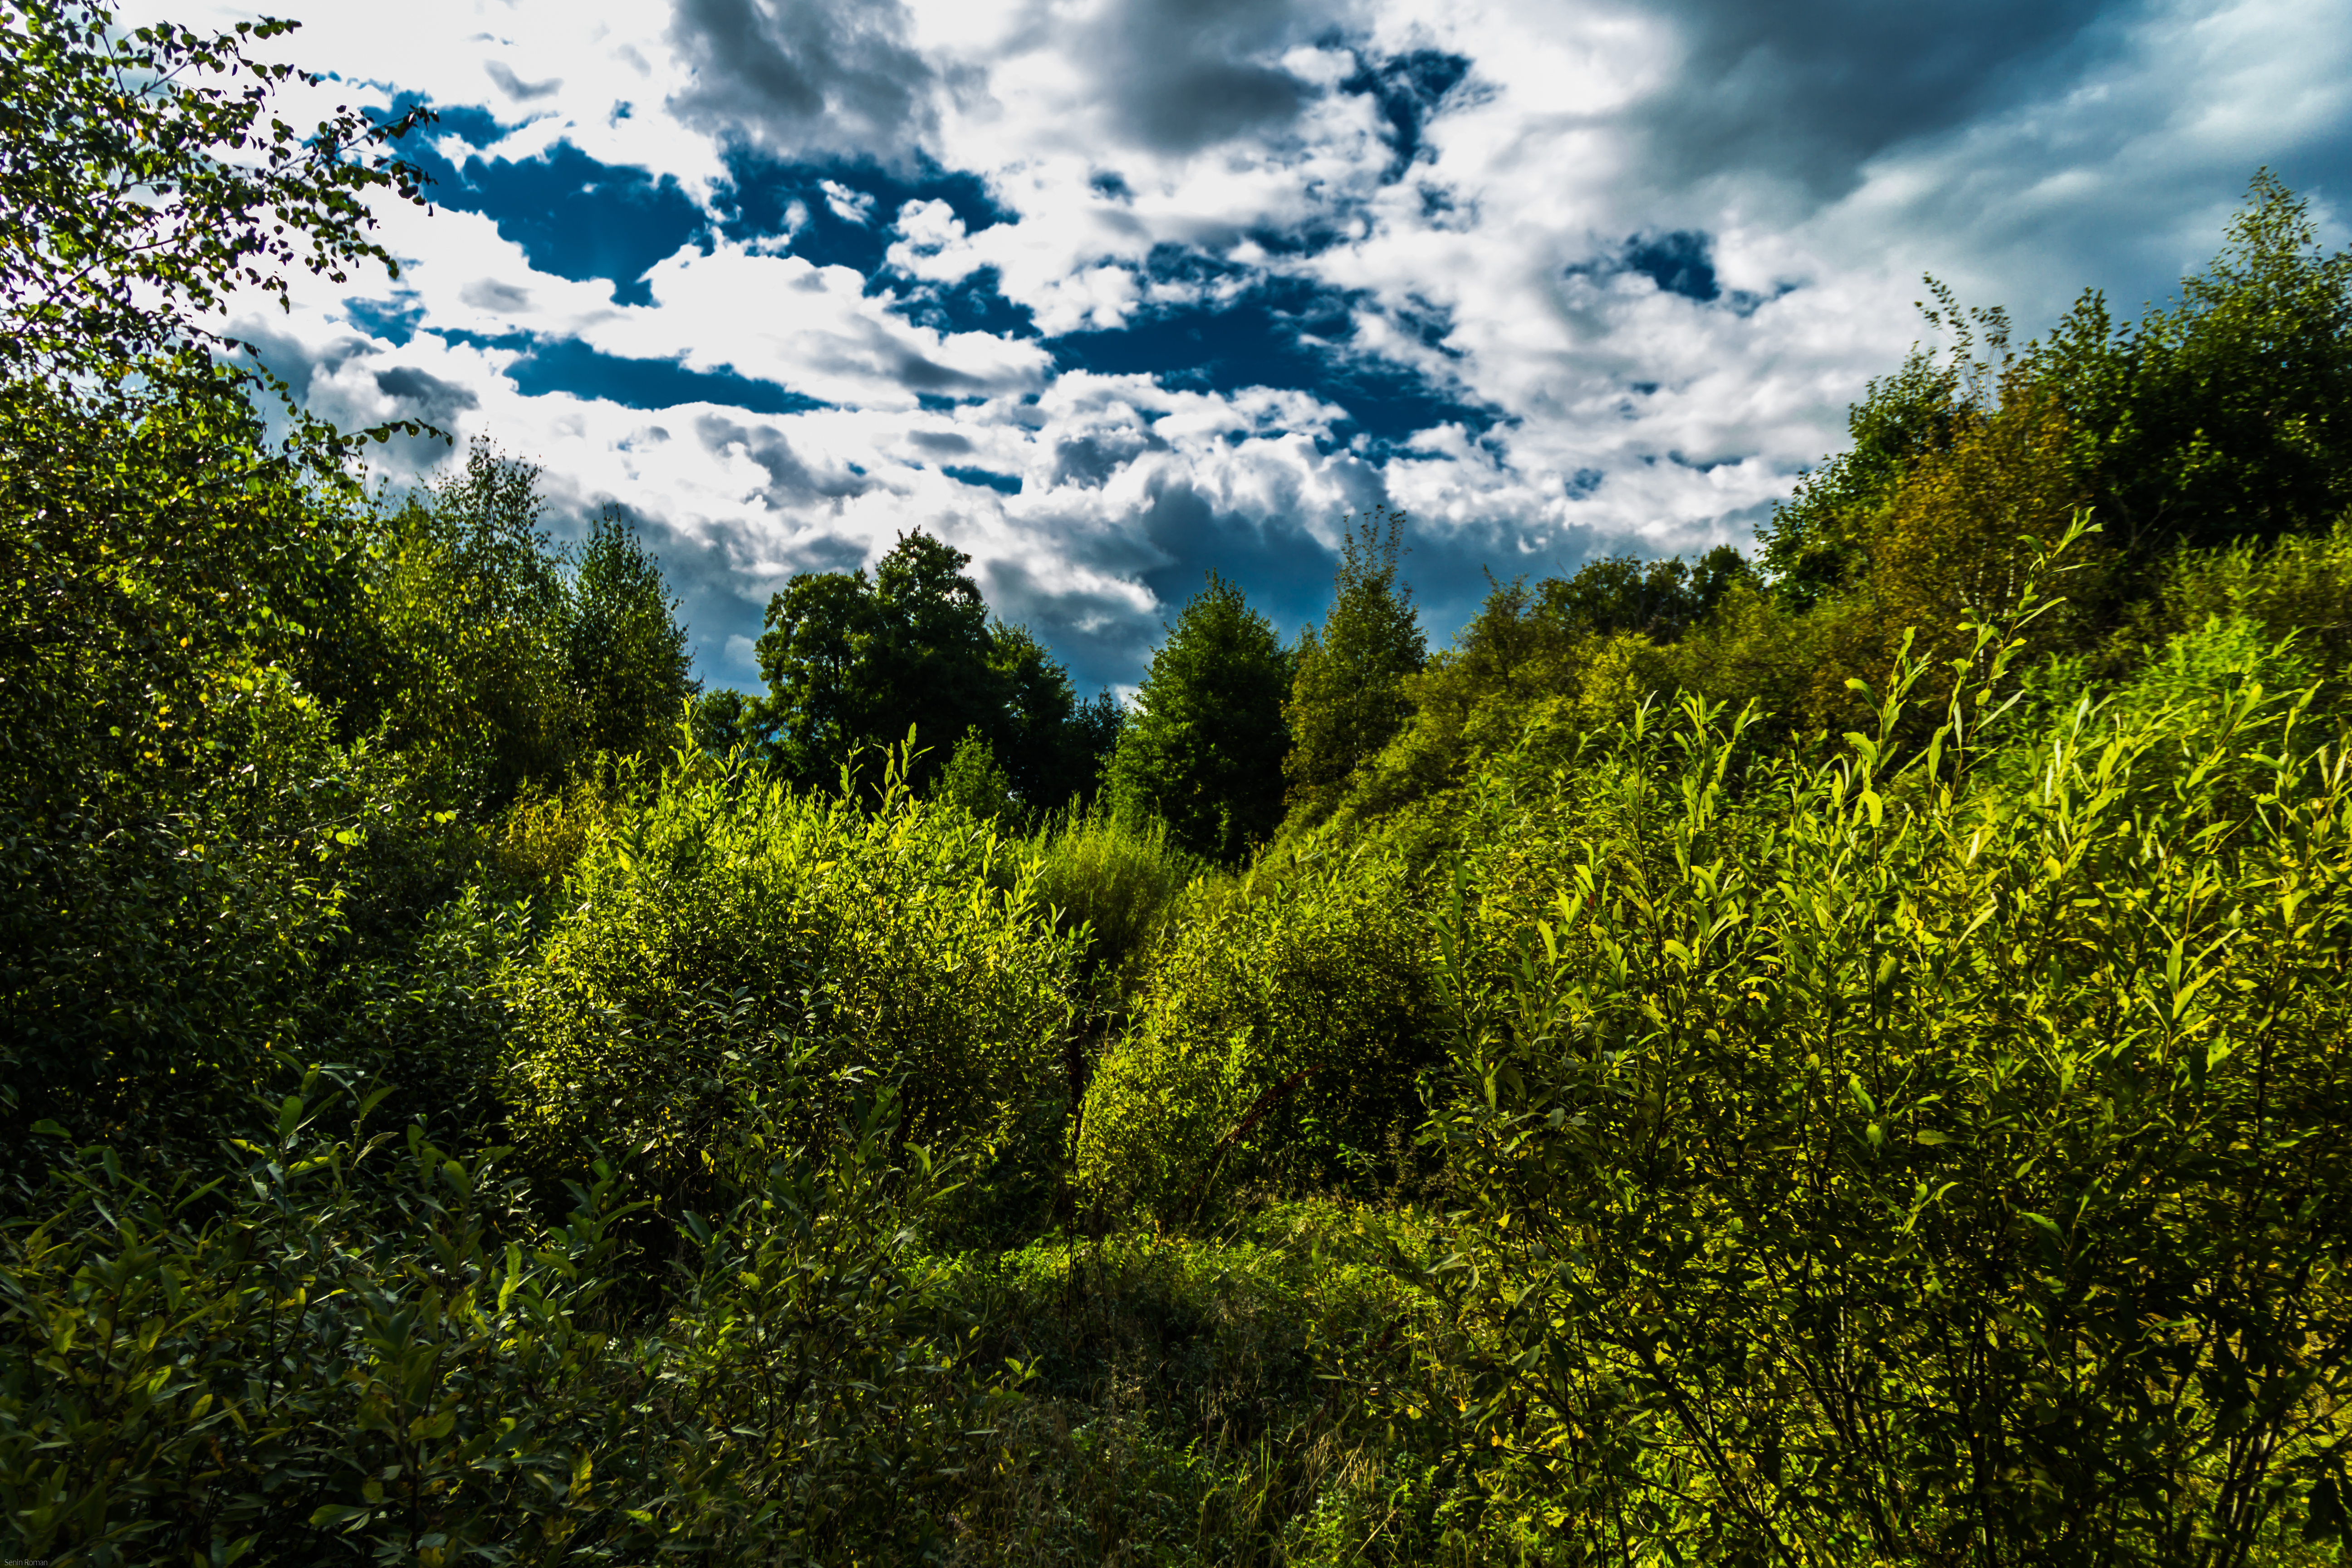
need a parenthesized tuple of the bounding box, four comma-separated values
(7, 1, 2352, 1561)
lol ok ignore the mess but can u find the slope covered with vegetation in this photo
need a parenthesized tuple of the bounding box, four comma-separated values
(5, 3, 2352, 1562)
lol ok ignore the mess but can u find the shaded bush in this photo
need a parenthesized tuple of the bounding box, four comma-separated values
(1076, 846, 1442, 1224)
(0, 1068, 1014, 1567)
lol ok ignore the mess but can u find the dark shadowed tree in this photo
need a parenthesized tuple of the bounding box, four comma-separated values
(1107, 573, 1291, 862)
(755, 529, 1104, 799)
(1283, 507, 1426, 827)
(1541, 545, 1755, 641)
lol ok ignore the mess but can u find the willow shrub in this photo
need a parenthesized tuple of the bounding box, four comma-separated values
(0, 1065, 1013, 1567)
(1402, 605, 2352, 1565)
(1076, 845, 1442, 1225)
(502, 745, 1078, 1210)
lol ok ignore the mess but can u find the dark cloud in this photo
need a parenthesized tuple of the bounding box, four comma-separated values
(373, 366, 480, 424)
(1053, 430, 1166, 489)
(461, 279, 533, 313)
(667, 0, 937, 156)
(906, 430, 973, 454)
(484, 62, 563, 102)
(876, 339, 996, 395)
(1636, 0, 2113, 196)
(1077, 0, 1320, 154)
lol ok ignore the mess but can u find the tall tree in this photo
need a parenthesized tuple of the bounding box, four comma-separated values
(0, 0, 433, 1158)
(1108, 573, 1291, 862)
(755, 529, 1098, 798)
(2034, 170, 2352, 562)
(565, 509, 700, 762)
(367, 440, 579, 807)
(1283, 507, 1426, 826)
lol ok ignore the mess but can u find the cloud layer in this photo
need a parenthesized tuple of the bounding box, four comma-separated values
(133, 0, 2352, 692)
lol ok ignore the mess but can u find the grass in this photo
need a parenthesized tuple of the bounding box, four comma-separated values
(927, 1200, 1491, 1567)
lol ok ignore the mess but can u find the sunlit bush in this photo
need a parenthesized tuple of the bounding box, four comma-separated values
(501, 748, 1078, 1203)
(1406, 598, 2352, 1561)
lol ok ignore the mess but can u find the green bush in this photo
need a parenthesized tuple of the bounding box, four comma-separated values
(1075, 845, 1442, 1224)
(501, 746, 1078, 1204)
(0, 1065, 1015, 1567)
(1023, 802, 1212, 995)
(1406, 610, 2352, 1563)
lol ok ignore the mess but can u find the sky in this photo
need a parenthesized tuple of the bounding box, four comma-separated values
(129, 0, 2352, 695)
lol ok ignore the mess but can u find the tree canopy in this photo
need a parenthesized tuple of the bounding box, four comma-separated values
(1283, 506, 1426, 827)
(754, 528, 1112, 804)
(1107, 572, 1292, 861)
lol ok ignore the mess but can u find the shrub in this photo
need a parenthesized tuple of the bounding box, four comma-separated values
(1408, 609, 2352, 1563)
(1023, 803, 1211, 993)
(0, 1067, 1013, 1567)
(1075, 844, 1442, 1224)
(500, 747, 1078, 1206)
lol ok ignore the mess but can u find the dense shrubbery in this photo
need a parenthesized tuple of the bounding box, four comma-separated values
(1401, 586, 2352, 1562)
(9, 5, 2352, 1558)
(502, 747, 1078, 1210)
(1077, 845, 1442, 1223)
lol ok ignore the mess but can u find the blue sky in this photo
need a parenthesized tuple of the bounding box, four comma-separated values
(143, 0, 2352, 695)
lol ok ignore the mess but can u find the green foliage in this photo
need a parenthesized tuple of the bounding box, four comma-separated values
(0, 0, 431, 392)
(937, 724, 1020, 824)
(1284, 508, 1427, 828)
(1757, 288, 1997, 610)
(2033, 171, 2352, 561)
(1539, 544, 1755, 642)
(564, 508, 700, 762)
(0, 1068, 1018, 1567)
(941, 1203, 1446, 1566)
(1404, 591, 2352, 1563)
(363, 442, 581, 808)
(1765, 176, 2352, 618)
(1317, 552, 1761, 848)
(1109, 573, 1294, 862)
(12, 20, 2352, 1558)
(687, 684, 769, 755)
(1025, 802, 1209, 985)
(502, 745, 1078, 1206)
(1077, 846, 1441, 1223)
(0, 386, 441, 1161)
(755, 529, 1108, 802)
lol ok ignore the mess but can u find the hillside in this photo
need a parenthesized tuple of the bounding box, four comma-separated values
(5, 6, 2352, 1563)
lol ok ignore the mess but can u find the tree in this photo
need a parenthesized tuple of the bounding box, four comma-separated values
(565, 509, 700, 762)
(689, 687, 772, 757)
(0, 0, 436, 1159)
(0, 1, 432, 396)
(1283, 506, 1426, 826)
(366, 441, 580, 807)
(1762, 176, 2352, 610)
(1107, 573, 1291, 861)
(754, 529, 1096, 799)
(1758, 283, 2002, 610)
(1540, 544, 1754, 640)
(2034, 170, 2352, 563)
